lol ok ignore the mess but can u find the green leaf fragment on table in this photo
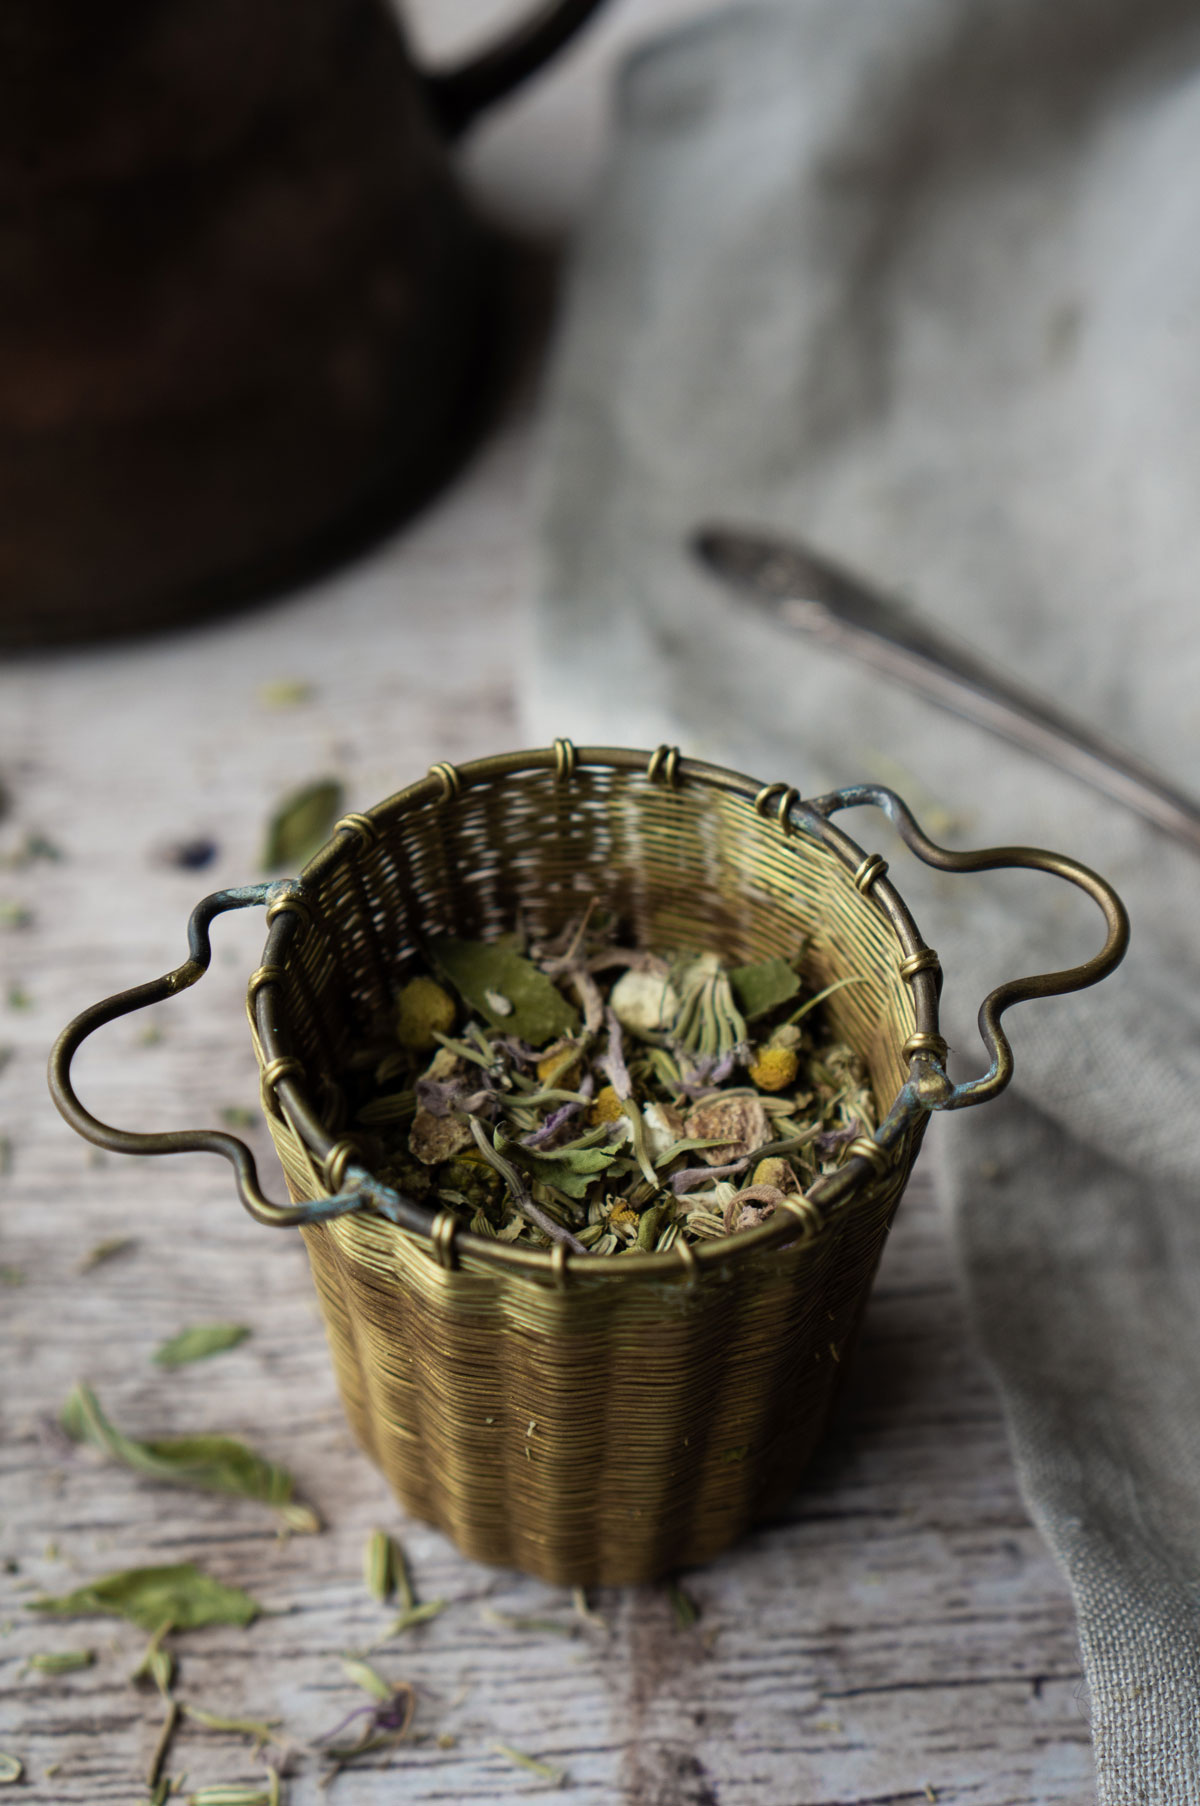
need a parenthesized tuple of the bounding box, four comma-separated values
(218, 1105, 257, 1130)
(429, 937, 580, 1048)
(382, 1598, 446, 1638)
(492, 1743, 568, 1786)
(363, 1528, 397, 1604)
(188, 1786, 275, 1806)
(341, 1658, 393, 1703)
(258, 678, 315, 709)
(0, 900, 32, 928)
(30, 1562, 259, 1632)
(667, 1580, 699, 1629)
(25, 1648, 94, 1673)
(0, 1266, 23, 1286)
(77, 1235, 136, 1272)
(59, 1384, 316, 1530)
(6, 983, 31, 1010)
(261, 777, 343, 871)
(183, 1704, 282, 1748)
(153, 1324, 252, 1368)
(729, 956, 801, 1019)
(0, 1753, 23, 1784)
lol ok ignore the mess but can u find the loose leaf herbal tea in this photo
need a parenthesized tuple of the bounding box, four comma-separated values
(343, 910, 875, 1254)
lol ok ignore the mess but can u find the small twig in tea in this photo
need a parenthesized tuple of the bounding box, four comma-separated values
(147, 1697, 181, 1789)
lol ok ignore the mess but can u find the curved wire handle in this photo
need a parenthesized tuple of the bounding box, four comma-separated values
(807, 784, 1131, 1109)
(46, 883, 411, 1232)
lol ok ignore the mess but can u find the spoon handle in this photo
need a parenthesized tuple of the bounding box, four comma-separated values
(695, 523, 1200, 854)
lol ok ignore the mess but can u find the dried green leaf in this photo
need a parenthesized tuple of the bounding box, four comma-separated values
(77, 1236, 135, 1273)
(153, 1324, 252, 1368)
(258, 678, 315, 709)
(0, 1266, 23, 1287)
(218, 1106, 256, 1131)
(183, 1704, 282, 1748)
(6, 983, 31, 1011)
(60, 1383, 314, 1530)
(0, 1753, 23, 1784)
(261, 778, 343, 871)
(30, 1563, 259, 1632)
(508, 1141, 617, 1200)
(363, 1529, 396, 1604)
(728, 956, 800, 1020)
(0, 900, 32, 929)
(667, 1580, 699, 1630)
(25, 1648, 94, 1674)
(492, 1743, 567, 1785)
(381, 1599, 446, 1638)
(131, 1620, 176, 1695)
(482, 1607, 578, 1639)
(430, 937, 579, 1048)
(341, 1658, 392, 1704)
(189, 1787, 273, 1806)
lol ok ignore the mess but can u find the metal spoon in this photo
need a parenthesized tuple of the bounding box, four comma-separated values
(694, 521, 1200, 853)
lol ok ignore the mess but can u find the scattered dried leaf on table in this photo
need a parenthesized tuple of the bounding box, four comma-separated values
(492, 1742, 568, 1786)
(183, 1705, 283, 1750)
(29, 1563, 260, 1632)
(153, 1324, 252, 1368)
(0, 1266, 23, 1286)
(258, 679, 314, 709)
(24, 1649, 94, 1674)
(261, 778, 343, 871)
(60, 1384, 317, 1532)
(218, 1106, 256, 1130)
(0, 1753, 22, 1784)
(77, 1236, 136, 1273)
(430, 937, 579, 1048)
(363, 1529, 398, 1604)
(667, 1580, 699, 1629)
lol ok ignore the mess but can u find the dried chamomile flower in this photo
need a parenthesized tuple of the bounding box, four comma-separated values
(748, 1044, 799, 1092)
(609, 969, 678, 1036)
(394, 977, 456, 1051)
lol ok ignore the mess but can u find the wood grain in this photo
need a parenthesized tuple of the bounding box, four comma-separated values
(0, 5, 1095, 1798)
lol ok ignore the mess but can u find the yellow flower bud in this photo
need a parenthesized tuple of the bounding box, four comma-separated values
(748, 1045, 799, 1092)
(537, 1049, 579, 1089)
(587, 1084, 625, 1125)
(394, 977, 455, 1051)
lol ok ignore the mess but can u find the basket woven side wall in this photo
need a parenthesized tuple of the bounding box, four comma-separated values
(257, 764, 923, 1584)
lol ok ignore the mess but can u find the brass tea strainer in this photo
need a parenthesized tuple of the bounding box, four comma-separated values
(50, 744, 1128, 1584)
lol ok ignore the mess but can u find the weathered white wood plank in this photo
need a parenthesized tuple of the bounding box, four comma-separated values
(0, 6, 1095, 1799)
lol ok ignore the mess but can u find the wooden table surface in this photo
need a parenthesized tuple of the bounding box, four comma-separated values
(1, 5, 1095, 1801)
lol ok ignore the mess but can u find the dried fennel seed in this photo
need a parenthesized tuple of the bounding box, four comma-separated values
(341, 911, 876, 1254)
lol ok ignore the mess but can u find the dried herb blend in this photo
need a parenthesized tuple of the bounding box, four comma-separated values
(345, 909, 875, 1253)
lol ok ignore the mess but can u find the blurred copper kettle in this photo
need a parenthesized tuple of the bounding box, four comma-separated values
(0, 0, 604, 646)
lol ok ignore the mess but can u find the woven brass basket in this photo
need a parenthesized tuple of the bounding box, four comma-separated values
(51, 743, 1127, 1584)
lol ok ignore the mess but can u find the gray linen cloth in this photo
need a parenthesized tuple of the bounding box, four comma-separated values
(523, 2, 1200, 1796)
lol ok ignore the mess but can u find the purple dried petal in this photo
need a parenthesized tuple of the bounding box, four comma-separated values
(669, 1157, 750, 1195)
(491, 1037, 540, 1068)
(597, 1007, 633, 1101)
(815, 1119, 859, 1157)
(523, 1099, 584, 1148)
(415, 1078, 498, 1119)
